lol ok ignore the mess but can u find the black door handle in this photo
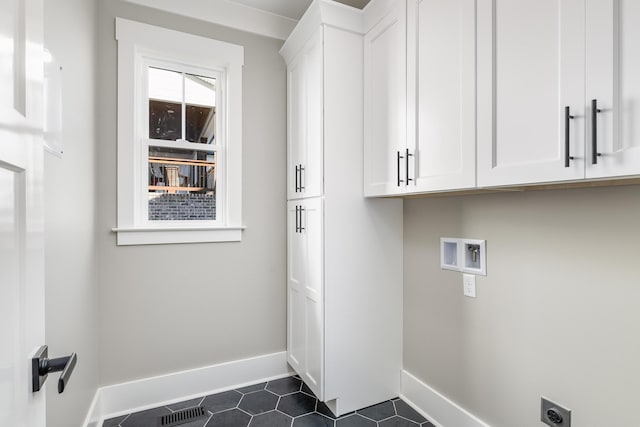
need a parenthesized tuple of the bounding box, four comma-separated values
(565, 106, 575, 167)
(397, 151, 404, 187)
(32, 345, 78, 393)
(591, 99, 602, 164)
(299, 207, 305, 232)
(299, 166, 305, 191)
(405, 148, 413, 185)
(295, 165, 299, 192)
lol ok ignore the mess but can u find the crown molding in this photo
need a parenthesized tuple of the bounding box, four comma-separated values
(121, 0, 297, 40)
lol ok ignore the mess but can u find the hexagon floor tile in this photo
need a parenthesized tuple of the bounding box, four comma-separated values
(102, 376, 436, 427)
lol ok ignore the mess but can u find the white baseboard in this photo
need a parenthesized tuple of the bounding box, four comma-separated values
(400, 370, 491, 427)
(83, 351, 292, 427)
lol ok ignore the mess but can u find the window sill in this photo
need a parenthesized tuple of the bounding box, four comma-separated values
(111, 225, 246, 246)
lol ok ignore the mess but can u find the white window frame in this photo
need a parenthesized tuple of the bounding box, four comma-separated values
(113, 18, 245, 245)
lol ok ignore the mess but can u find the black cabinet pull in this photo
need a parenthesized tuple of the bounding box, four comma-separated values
(295, 165, 299, 192)
(295, 205, 299, 233)
(564, 106, 575, 168)
(299, 207, 305, 232)
(397, 151, 404, 187)
(591, 99, 602, 164)
(405, 148, 413, 185)
(299, 166, 305, 191)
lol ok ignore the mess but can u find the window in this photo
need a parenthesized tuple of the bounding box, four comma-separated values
(114, 18, 244, 245)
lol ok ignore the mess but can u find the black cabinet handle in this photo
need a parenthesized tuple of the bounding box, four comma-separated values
(591, 99, 602, 164)
(405, 148, 413, 185)
(299, 166, 305, 191)
(295, 165, 299, 192)
(32, 345, 78, 394)
(295, 205, 299, 233)
(565, 106, 575, 168)
(397, 151, 404, 187)
(299, 207, 305, 232)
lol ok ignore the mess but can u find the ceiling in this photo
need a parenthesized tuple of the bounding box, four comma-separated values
(227, 0, 370, 21)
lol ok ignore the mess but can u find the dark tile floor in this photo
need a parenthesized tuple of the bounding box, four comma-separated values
(103, 376, 435, 427)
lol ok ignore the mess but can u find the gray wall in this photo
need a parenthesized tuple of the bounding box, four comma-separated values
(96, 1, 287, 386)
(44, 0, 99, 426)
(403, 185, 640, 427)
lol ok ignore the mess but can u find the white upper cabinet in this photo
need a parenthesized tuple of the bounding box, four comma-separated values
(407, 0, 477, 193)
(477, 0, 586, 187)
(363, 0, 407, 197)
(364, 0, 477, 196)
(586, 0, 640, 179)
(287, 29, 324, 200)
(364, 0, 640, 196)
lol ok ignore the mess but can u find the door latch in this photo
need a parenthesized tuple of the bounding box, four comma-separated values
(32, 345, 78, 393)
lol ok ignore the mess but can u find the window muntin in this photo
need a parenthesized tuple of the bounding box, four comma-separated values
(142, 61, 223, 225)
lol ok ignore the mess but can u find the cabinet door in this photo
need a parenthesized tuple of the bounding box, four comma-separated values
(408, 0, 476, 193)
(288, 30, 324, 200)
(287, 201, 306, 374)
(300, 197, 323, 399)
(364, 0, 407, 197)
(286, 199, 324, 398)
(477, 0, 586, 187)
(586, 0, 640, 178)
(302, 29, 324, 199)
(287, 55, 306, 199)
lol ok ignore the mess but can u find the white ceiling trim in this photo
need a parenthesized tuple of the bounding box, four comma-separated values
(121, 0, 298, 40)
(227, 0, 313, 20)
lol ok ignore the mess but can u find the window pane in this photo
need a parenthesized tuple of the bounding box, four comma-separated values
(185, 74, 216, 143)
(148, 146, 217, 221)
(149, 67, 182, 140)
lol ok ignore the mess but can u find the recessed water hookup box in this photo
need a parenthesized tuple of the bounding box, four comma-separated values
(462, 239, 486, 276)
(440, 238, 460, 271)
(440, 238, 487, 276)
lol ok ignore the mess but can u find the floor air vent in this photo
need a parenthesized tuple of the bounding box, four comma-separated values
(159, 406, 207, 426)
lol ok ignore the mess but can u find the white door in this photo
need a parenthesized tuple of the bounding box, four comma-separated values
(408, 0, 476, 193)
(477, 0, 586, 187)
(287, 30, 324, 201)
(0, 0, 46, 426)
(287, 201, 305, 374)
(363, 0, 407, 197)
(301, 29, 323, 200)
(287, 55, 305, 199)
(299, 197, 323, 400)
(286, 199, 324, 399)
(586, 0, 640, 178)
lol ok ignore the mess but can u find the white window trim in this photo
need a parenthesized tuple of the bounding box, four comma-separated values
(113, 18, 245, 245)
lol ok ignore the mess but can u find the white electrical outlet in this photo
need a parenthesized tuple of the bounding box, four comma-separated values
(463, 274, 476, 298)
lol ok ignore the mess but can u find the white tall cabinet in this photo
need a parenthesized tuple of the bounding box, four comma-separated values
(281, 0, 403, 417)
